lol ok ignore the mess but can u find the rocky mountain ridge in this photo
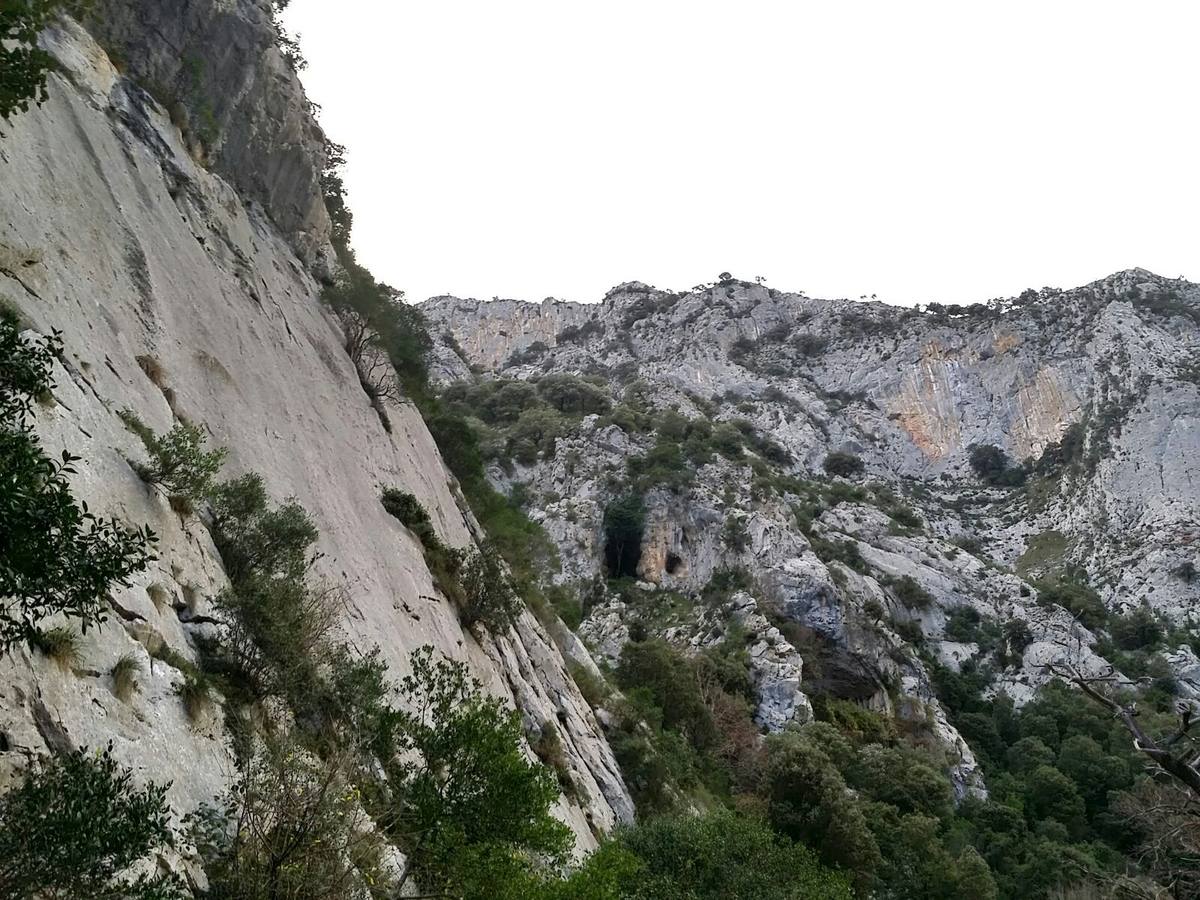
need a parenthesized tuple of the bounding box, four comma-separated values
(422, 269, 1200, 796)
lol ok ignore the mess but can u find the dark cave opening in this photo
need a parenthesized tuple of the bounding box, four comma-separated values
(605, 530, 643, 578)
(603, 494, 645, 579)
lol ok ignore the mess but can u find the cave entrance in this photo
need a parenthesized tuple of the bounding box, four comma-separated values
(665, 552, 683, 575)
(605, 530, 643, 578)
(603, 495, 645, 579)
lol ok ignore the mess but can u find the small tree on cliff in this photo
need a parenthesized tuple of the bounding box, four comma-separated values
(1, 313, 155, 651)
(0, 744, 184, 898)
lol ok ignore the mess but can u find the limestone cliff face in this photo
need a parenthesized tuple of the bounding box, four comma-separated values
(0, 14, 630, 854)
(423, 272, 1200, 798)
(425, 272, 1200, 623)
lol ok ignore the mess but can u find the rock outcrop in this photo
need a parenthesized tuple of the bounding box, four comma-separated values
(84, 0, 334, 269)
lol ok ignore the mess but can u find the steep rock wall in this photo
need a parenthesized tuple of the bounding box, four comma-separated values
(0, 16, 630, 849)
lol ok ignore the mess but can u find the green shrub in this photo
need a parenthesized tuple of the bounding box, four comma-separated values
(809, 534, 868, 573)
(32, 624, 81, 669)
(530, 721, 576, 796)
(537, 582, 583, 629)
(886, 574, 934, 609)
(967, 443, 1027, 487)
(0, 743, 184, 898)
(823, 451, 865, 478)
(793, 333, 828, 356)
(700, 567, 754, 607)
(944, 606, 1002, 652)
(193, 738, 390, 900)
(205, 472, 338, 707)
(1109, 605, 1163, 651)
(627, 437, 695, 492)
(458, 544, 522, 630)
(1, 320, 155, 651)
(890, 617, 925, 645)
(722, 514, 750, 552)
(381, 487, 434, 538)
(1035, 576, 1107, 630)
(568, 660, 608, 709)
(616, 640, 717, 750)
(813, 696, 898, 746)
(213, 574, 339, 700)
(380, 486, 467, 604)
(120, 412, 229, 505)
(209, 474, 318, 584)
(1004, 619, 1033, 656)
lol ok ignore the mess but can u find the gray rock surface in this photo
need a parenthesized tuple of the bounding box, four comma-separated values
(0, 15, 630, 858)
(82, 0, 334, 268)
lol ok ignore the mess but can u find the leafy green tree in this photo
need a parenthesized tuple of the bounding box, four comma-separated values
(458, 543, 522, 630)
(0, 744, 184, 898)
(1055, 733, 1131, 817)
(205, 472, 333, 703)
(865, 803, 997, 900)
(1, 316, 155, 650)
(122, 413, 228, 505)
(846, 745, 954, 820)
(968, 443, 1027, 487)
(535, 374, 610, 416)
(615, 639, 717, 751)
(382, 646, 573, 896)
(1023, 765, 1087, 837)
(208, 473, 318, 584)
(213, 570, 339, 700)
(508, 406, 566, 463)
(762, 731, 882, 890)
(0, 0, 71, 121)
(323, 250, 431, 397)
(955, 846, 1000, 900)
(1005, 735, 1055, 774)
(320, 138, 353, 248)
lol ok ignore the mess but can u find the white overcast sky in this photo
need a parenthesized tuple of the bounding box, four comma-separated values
(283, 1, 1200, 306)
